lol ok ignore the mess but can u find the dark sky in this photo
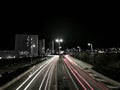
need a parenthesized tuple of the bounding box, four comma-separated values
(0, 15, 120, 50)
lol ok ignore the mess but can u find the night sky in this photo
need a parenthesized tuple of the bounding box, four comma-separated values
(0, 15, 120, 50)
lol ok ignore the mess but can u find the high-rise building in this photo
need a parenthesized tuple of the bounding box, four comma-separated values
(15, 34, 38, 57)
(48, 40, 54, 54)
(52, 40, 55, 54)
(38, 39, 45, 55)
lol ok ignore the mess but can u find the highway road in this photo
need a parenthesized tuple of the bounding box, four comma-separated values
(63, 55, 109, 90)
(3, 55, 114, 90)
(5, 55, 59, 90)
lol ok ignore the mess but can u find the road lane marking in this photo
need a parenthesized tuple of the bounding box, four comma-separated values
(48, 59, 58, 90)
(96, 78, 107, 82)
(44, 59, 57, 90)
(39, 59, 57, 90)
(24, 57, 57, 90)
(64, 58, 88, 90)
(63, 61, 79, 90)
(16, 56, 57, 90)
(107, 85, 120, 89)
(65, 55, 109, 90)
(16, 63, 45, 90)
(65, 58, 94, 90)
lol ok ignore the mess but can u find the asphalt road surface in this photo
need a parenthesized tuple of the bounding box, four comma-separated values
(5, 56, 58, 90)
(62, 55, 109, 90)
(3, 55, 114, 90)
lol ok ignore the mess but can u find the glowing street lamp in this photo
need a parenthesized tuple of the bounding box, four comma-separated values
(56, 39, 63, 43)
(60, 39, 63, 42)
(32, 44, 36, 48)
(56, 39, 59, 42)
(77, 46, 81, 52)
(55, 38, 63, 54)
(31, 44, 36, 55)
(88, 43, 95, 65)
(59, 46, 62, 49)
(88, 43, 91, 46)
(88, 43, 93, 53)
(30, 44, 36, 64)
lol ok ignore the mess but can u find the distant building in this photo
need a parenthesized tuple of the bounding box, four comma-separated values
(38, 39, 45, 55)
(15, 34, 38, 57)
(48, 40, 54, 54)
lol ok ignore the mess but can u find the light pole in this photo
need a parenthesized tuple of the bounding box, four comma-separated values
(31, 44, 36, 65)
(77, 46, 81, 52)
(88, 43, 94, 65)
(55, 38, 63, 54)
(88, 43, 93, 53)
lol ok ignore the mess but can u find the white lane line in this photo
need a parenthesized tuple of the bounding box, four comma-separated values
(65, 55, 109, 90)
(96, 78, 107, 82)
(16, 56, 56, 90)
(48, 60, 58, 90)
(45, 60, 56, 90)
(64, 59, 88, 90)
(84, 70, 92, 73)
(45, 57, 58, 90)
(88, 73, 98, 78)
(16, 64, 45, 90)
(65, 58, 94, 90)
(63, 62, 79, 90)
(24, 57, 57, 90)
(39, 61, 54, 90)
(24, 64, 49, 90)
(107, 85, 120, 89)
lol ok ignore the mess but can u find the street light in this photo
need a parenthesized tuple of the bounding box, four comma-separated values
(31, 44, 36, 65)
(59, 46, 62, 49)
(55, 38, 63, 54)
(72, 48, 75, 52)
(88, 43, 93, 53)
(88, 43, 94, 65)
(60, 39, 63, 42)
(32, 44, 36, 48)
(77, 46, 81, 52)
(88, 43, 91, 46)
